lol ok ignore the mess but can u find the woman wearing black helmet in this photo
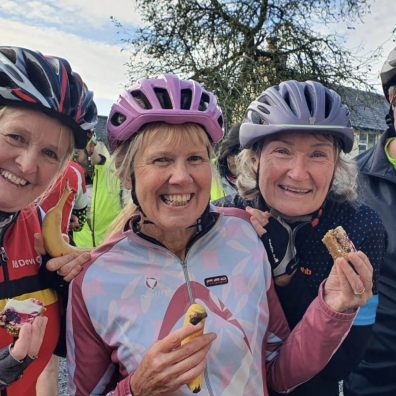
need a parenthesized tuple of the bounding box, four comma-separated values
(0, 46, 96, 395)
(211, 123, 242, 200)
(345, 47, 396, 396)
(216, 80, 386, 396)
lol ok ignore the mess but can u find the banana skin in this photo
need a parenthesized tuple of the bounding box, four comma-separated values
(181, 303, 208, 393)
(42, 183, 89, 257)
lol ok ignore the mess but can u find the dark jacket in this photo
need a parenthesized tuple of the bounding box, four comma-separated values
(345, 126, 396, 396)
(0, 206, 62, 396)
(215, 193, 386, 396)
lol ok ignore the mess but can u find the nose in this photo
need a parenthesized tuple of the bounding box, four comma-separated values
(287, 155, 309, 181)
(169, 161, 193, 185)
(15, 148, 38, 175)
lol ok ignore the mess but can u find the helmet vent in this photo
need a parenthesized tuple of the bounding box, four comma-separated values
(284, 90, 298, 116)
(154, 87, 172, 109)
(110, 112, 127, 126)
(217, 115, 224, 128)
(198, 92, 210, 111)
(324, 92, 332, 118)
(180, 88, 192, 109)
(304, 86, 314, 116)
(0, 48, 16, 64)
(258, 95, 271, 106)
(131, 90, 152, 109)
(0, 71, 18, 88)
(249, 109, 264, 125)
(257, 104, 270, 114)
(25, 59, 51, 97)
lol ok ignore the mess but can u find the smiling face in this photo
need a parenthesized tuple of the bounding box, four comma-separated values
(0, 107, 73, 212)
(133, 124, 212, 237)
(256, 133, 337, 217)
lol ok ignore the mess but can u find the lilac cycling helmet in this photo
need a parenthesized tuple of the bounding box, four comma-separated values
(0, 46, 97, 149)
(107, 73, 224, 152)
(240, 80, 354, 153)
(380, 46, 396, 102)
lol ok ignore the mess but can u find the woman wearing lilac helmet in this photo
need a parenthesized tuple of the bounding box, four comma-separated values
(67, 74, 372, 396)
(0, 46, 96, 395)
(215, 80, 386, 396)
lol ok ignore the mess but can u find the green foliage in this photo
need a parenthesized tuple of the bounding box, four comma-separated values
(117, 0, 374, 127)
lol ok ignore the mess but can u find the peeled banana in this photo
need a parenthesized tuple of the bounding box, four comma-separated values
(42, 183, 89, 257)
(181, 303, 208, 393)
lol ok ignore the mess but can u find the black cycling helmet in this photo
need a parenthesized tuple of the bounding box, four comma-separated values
(380, 46, 396, 102)
(240, 80, 354, 153)
(0, 46, 97, 148)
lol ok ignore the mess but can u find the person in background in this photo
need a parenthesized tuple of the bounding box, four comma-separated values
(41, 160, 87, 238)
(0, 46, 95, 395)
(37, 160, 87, 396)
(215, 80, 386, 396)
(344, 46, 396, 396)
(211, 123, 241, 200)
(73, 134, 124, 248)
(67, 73, 372, 396)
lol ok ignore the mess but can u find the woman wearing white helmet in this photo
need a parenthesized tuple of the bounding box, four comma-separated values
(216, 80, 386, 396)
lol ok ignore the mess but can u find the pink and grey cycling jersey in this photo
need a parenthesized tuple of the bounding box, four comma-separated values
(67, 206, 356, 396)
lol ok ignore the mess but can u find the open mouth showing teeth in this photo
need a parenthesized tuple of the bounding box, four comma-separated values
(280, 185, 311, 194)
(0, 169, 28, 186)
(161, 193, 193, 207)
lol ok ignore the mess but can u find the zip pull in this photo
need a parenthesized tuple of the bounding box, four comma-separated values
(0, 247, 8, 262)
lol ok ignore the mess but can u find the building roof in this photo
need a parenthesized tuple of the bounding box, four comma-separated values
(338, 86, 389, 132)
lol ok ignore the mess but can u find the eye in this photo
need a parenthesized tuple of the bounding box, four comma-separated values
(188, 155, 205, 164)
(153, 157, 172, 165)
(273, 147, 290, 156)
(5, 133, 26, 145)
(311, 151, 327, 159)
(42, 148, 59, 160)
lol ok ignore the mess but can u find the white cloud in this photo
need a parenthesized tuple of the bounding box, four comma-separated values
(323, 0, 396, 91)
(56, 0, 141, 25)
(0, 18, 131, 114)
(0, 0, 141, 33)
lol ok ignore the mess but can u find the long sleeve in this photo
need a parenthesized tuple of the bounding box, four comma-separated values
(266, 282, 357, 393)
(67, 271, 131, 395)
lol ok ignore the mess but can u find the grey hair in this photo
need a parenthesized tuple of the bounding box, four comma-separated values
(236, 139, 358, 203)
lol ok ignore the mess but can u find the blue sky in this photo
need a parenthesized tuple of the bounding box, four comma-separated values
(0, 0, 395, 115)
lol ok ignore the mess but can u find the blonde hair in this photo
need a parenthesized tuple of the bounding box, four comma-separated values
(107, 122, 218, 237)
(236, 135, 358, 203)
(37, 128, 75, 205)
